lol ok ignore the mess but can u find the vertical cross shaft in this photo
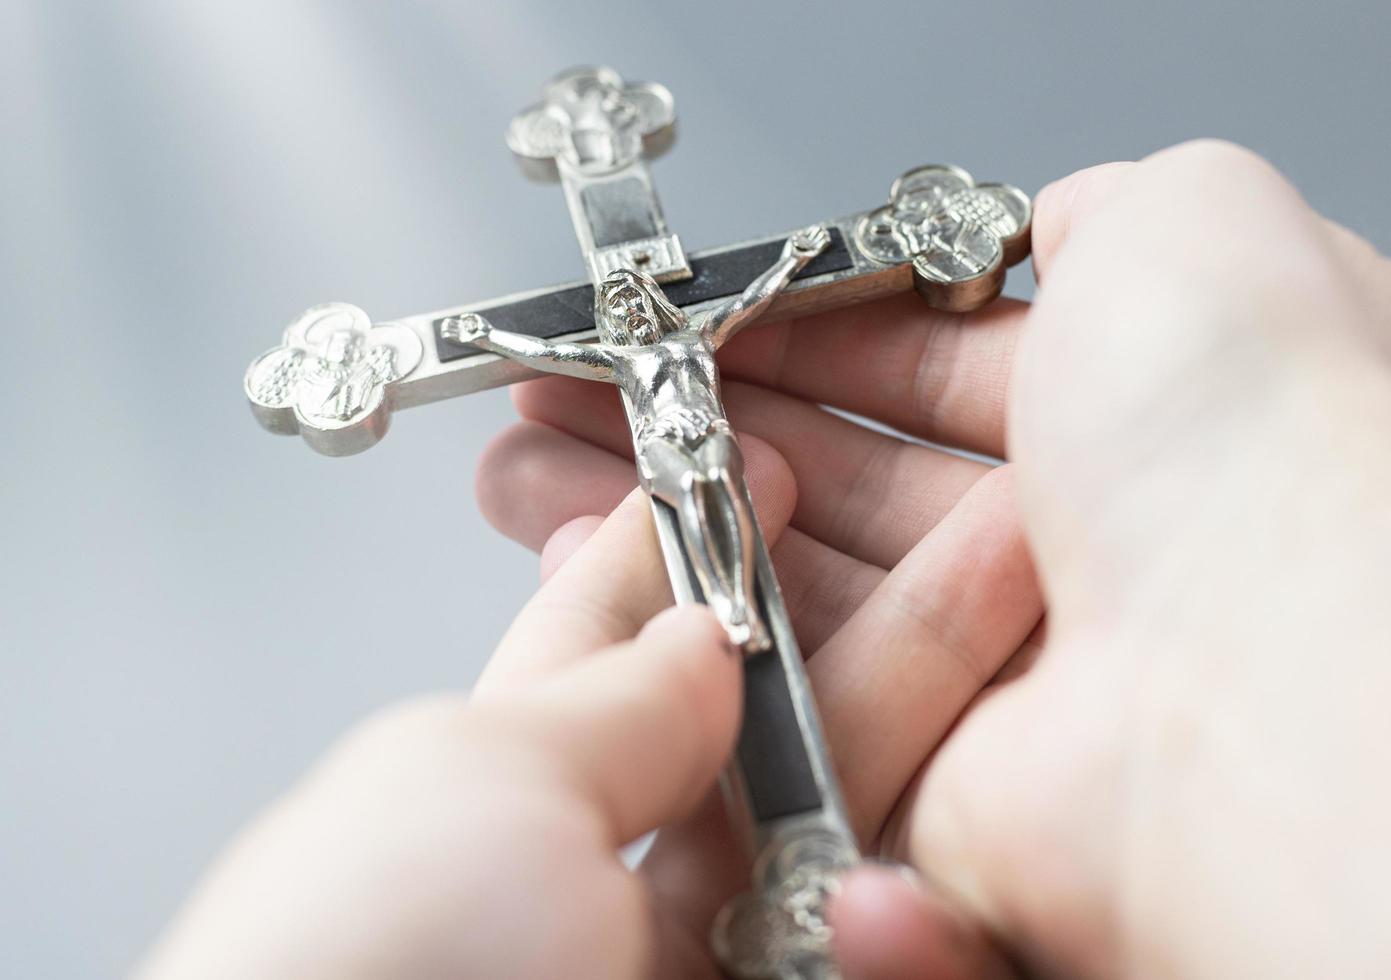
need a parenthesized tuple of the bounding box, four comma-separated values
(506, 66, 861, 979)
(507, 65, 691, 284)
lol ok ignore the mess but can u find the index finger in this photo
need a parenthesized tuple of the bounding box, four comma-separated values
(718, 295, 1027, 460)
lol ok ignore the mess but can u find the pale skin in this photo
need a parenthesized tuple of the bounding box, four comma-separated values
(443, 225, 832, 649)
(142, 142, 1391, 979)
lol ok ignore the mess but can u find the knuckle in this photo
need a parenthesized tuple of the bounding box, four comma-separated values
(1326, 218, 1391, 271)
(1139, 139, 1293, 207)
(1150, 138, 1277, 180)
(1108, 140, 1335, 297)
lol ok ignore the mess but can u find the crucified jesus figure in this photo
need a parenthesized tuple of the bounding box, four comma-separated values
(442, 225, 831, 651)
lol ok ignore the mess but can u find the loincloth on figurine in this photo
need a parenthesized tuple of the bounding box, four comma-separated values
(635, 408, 733, 451)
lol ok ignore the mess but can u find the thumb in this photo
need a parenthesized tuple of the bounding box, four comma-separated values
(832, 866, 1021, 980)
(497, 605, 743, 845)
(1028, 160, 1133, 282)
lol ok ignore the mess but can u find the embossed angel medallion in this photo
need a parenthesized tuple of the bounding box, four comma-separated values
(854, 164, 1031, 312)
(507, 66, 687, 283)
(712, 830, 861, 979)
(507, 65, 676, 178)
(244, 303, 422, 456)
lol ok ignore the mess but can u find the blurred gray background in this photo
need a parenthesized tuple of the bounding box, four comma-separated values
(1, 0, 1387, 974)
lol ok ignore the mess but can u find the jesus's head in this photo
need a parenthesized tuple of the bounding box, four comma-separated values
(595, 269, 687, 347)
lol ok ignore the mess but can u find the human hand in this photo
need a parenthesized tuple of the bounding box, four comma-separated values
(881, 141, 1391, 979)
(478, 141, 1391, 977)
(137, 543, 743, 979)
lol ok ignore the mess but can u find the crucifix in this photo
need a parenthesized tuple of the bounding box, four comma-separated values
(244, 66, 1031, 979)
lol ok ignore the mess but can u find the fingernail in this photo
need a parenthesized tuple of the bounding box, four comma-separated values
(865, 857, 928, 891)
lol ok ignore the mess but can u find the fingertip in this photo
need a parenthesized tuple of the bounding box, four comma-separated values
(475, 421, 636, 553)
(544, 484, 654, 571)
(539, 603, 741, 839)
(1140, 138, 1281, 186)
(640, 605, 742, 705)
(832, 866, 1017, 980)
(640, 604, 734, 654)
(508, 376, 562, 418)
(512, 375, 631, 453)
(733, 432, 798, 543)
(969, 459, 1018, 502)
(834, 863, 925, 917)
(832, 865, 931, 976)
(1031, 162, 1134, 281)
(475, 421, 551, 541)
(637, 604, 743, 756)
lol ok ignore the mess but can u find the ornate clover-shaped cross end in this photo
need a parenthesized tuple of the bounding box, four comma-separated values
(712, 830, 861, 979)
(244, 303, 423, 457)
(506, 65, 677, 181)
(855, 165, 1032, 313)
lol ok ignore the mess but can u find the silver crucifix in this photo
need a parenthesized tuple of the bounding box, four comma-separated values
(243, 66, 1031, 979)
(441, 225, 830, 651)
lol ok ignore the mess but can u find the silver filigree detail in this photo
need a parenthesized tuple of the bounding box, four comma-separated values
(244, 302, 423, 456)
(854, 164, 1031, 312)
(712, 830, 862, 979)
(506, 65, 676, 178)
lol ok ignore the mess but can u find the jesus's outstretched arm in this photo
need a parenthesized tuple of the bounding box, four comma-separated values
(440, 314, 619, 384)
(702, 224, 831, 348)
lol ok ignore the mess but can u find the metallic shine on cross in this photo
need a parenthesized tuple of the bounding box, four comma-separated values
(244, 66, 1031, 979)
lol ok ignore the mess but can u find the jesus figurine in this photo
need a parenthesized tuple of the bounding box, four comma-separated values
(441, 225, 832, 651)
